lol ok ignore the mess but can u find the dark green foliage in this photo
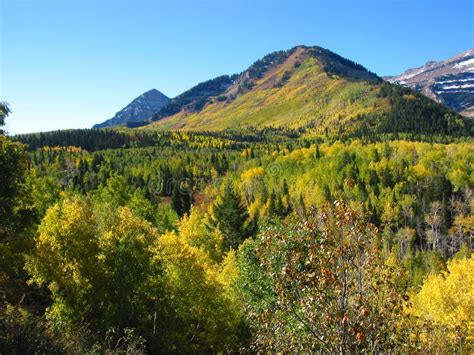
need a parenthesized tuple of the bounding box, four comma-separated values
(15, 127, 301, 152)
(0, 102, 10, 132)
(14, 129, 135, 151)
(376, 82, 473, 136)
(209, 184, 251, 250)
(268, 189, 286, 217)
(281, 70, 292, 82)
(246, 49, 294, 80)
(307, 45, 382, 83)
(126, 120, 149, 128)
(171, 182, 192, 217)
(0, 306, 73, 354)
(152, 75, 234, 121)
(0, 117, 36, 241)
(0, 104, 52, 352)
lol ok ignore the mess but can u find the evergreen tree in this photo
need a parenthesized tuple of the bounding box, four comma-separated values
(299, 193, 306, 215)
(209, 184, 250, 250)
(268, 189, 285, 217)
(275, 194, 285, 217)
(282, 179, 289, 196)
(268, 189, 277, 216)
(171, 183, 192, 217)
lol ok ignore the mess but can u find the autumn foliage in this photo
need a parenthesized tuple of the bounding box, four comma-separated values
(238, 201, 410, 352)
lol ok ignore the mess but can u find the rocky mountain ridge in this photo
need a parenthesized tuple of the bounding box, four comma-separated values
(94, 89, 170, 128)
(387, 49, 474, 117)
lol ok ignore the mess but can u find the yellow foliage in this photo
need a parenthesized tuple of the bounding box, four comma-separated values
(218, 250, 239, 289)
(288, 149, 304, 161)
(154, 228, 242, 349)
(449, 168, 470, 191)
(409, 256, 474, 344)
(148, 55, 386, 134)
(247, 197, 265, 220)
(240, 167, 265, 202)
(411, 163, 428, 179)
(26, 197, 98, 291)
(176, 208, 224, 262)
(240, 166, 265, 182)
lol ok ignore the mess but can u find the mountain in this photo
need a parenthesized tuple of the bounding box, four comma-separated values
(145, 46, 471, 137)
(94, 89, 170, 128)
(387, 49, 474, 117)
(151, 75, 236, 123)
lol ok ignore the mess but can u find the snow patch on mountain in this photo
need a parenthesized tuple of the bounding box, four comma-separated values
(453, 58, 474, 68)
(442, 83, 474, 89)
(387, 48, 474, 116)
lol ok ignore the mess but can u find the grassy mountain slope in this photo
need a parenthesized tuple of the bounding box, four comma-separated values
(145, 46, 471, 137)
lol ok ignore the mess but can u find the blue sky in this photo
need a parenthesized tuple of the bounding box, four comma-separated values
(1, 0, 473, 134)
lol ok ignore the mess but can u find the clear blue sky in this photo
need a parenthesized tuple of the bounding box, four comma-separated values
(1, 0, 473, 134)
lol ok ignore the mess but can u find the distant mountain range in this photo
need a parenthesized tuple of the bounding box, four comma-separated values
(93, 46, 472, 137)
(94, 89, 170, 128)
(386, 49, 474, 117)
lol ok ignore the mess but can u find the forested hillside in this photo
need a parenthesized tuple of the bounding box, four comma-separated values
(144, 46, 472, 138)
(2, 97, 473, 352)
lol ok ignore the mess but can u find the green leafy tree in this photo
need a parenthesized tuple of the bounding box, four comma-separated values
(25, 197, 101, 330)
(0, 104, 35, 242)
(0, 103, 37, 308)
(97, 207, 161, 334)
(25, 197, 163, 340)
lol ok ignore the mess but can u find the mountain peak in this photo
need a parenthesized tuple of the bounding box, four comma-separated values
(241, 45, 381, 84)
(304, 46, 382, 82)
(94, 89, 170, 128)
(142, 88, 166, 97)
(217, 45, 381, 104)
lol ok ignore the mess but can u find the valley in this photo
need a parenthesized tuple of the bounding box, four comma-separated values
(2, 43, 474, 353)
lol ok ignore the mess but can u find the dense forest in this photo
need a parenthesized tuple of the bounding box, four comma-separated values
(1, 102, 474, 353)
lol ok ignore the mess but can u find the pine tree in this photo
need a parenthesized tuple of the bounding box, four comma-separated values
(268, 189, 285, 217)
(299, 193, 306, 216)
(282, 179, 289, 196)
(171, 183, 192, 217)
(209, 184, 250, 250)
(275, 194, 285, 217)
(268, 189, 277, 216)
(282, 179, 292, 214)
